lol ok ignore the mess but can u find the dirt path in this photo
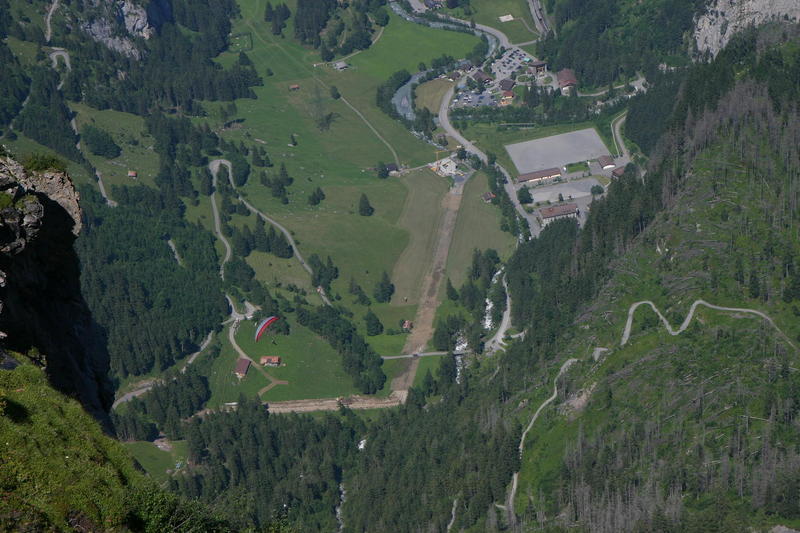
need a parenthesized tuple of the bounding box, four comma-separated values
(245, 19, 400, 168)
(515, 17, 539, 43)
(265, 391, 405, 413)
(111, 331, 214, 409)
(209, 158, 331, 305)
(507, 358, 577, 523)
(49, 49, 70, 72)
(401, 189, 463, 355)
(207, 160, 232, 280)
(45, 0, 59, 43)
(167, 239, 183, 266)
(506, 299, 795, 521)
(333, 25, 385, 63)
(577, 74, 645, 98)
(621, 299, 798, 350)
(446, 498, 458, 532)
(48, 46, 118, 207)
(228, 319, 287, 391)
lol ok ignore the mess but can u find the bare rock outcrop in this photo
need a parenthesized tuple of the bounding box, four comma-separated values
(693, 0, 800, 57)
(75, 0, 172, 59)
(0, 153, 112, 425)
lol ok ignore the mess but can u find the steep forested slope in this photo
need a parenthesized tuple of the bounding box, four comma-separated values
(343, 24, 800, 532)
(537, 0, 708, 86)
(511, 25, 800, 532)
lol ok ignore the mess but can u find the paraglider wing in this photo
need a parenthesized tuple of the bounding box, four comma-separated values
(255, 316, 279, 342)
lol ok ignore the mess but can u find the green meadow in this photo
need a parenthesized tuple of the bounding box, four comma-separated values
(443, 0, 538, 45)
(6, 0, 508, 404)
(123, 440, 189, 483)
(446, 171, 516, 286)
(70, 102, 160, 189)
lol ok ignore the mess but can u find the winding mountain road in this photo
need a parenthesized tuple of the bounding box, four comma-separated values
(49, 49, 70, 72)
(45, 0, 59, 43)
(111, 332, 214, 409)
(209, 159, 332, 305)
(504, 298, 795, 521)
(45, 43, 117, 207)
(507, 357, 577, 522)
(621, 299, 798, 350)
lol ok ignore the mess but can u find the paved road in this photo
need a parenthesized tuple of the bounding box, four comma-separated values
(612, 112, 631, 161)
(45, 0, 59, 43)
(578, 74, 646, 98)
(437, 85, 540, 235)
(526, 0, 551, 35)
(439, 14, 511, 49)
(507, 357, 577, 523)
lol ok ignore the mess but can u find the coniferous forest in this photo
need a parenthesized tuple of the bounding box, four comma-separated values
(3, 0, 800, 531)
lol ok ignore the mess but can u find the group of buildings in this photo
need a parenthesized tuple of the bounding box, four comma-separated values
(233, 356, 283, 379)
(518, 155, 627, 227)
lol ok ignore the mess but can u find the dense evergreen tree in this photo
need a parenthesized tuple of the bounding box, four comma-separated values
(307, 187, 325, 206)
(296, 305, 386, 393)
(364, 309, 384, 336)
(16, 68, 81, 161)
(358, 193, 374, 216)
(82, 125, 121, 158)
(308, 254, 339, 291)
(373, 271, 394, 303)
(78, 187, 226, 378)
(174, 398, 364, 530)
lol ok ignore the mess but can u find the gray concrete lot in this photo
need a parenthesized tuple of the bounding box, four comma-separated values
(519, 177, 600, 203)
(505, 128, 610, 174)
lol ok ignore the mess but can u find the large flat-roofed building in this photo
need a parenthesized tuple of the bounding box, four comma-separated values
(518, 167, 561, 185)
(538, 203, 579, 227)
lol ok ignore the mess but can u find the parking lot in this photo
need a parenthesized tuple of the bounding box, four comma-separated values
(519, 177, 600, 203)
(453, 90, 497, 108)
(491, 48, 531, 80)
(505, 128, 611, 174)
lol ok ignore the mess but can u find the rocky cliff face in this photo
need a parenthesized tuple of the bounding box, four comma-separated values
(693, 0, 800, 57)
(0, 154, 112, 425)
(75, 0, 172, 59)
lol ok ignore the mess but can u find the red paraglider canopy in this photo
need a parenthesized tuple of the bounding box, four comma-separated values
(255, 316, 279, 342)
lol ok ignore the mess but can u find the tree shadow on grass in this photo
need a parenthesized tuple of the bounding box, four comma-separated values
(2, 398, 30, 423)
